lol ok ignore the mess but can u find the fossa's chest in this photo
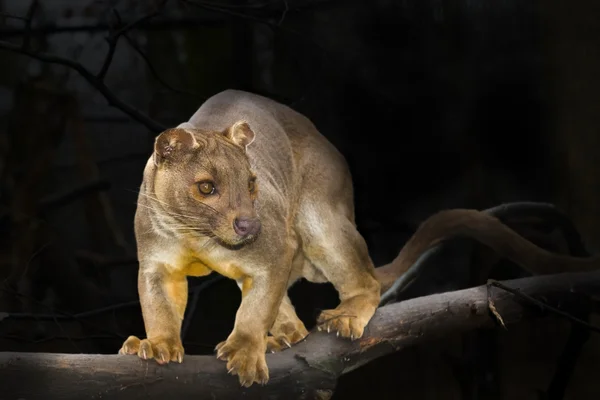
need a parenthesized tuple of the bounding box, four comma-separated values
(149, 238, 247, 281)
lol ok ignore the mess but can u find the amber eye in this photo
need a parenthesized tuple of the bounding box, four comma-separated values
(197, 181, 215, 195)
(248, 178, 256, 193)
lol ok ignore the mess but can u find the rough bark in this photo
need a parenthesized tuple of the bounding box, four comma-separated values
(1, 271, 598, 400)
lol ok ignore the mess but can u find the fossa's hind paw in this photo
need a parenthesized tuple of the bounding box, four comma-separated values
(267, 320, 309, 353)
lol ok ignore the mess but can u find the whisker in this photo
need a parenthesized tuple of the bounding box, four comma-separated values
(136, 201, 206, 222)
(138, 194, 209, 220)
(187, 202, 221, 216)
(137, 192, 171, 207)
(130, 188, 232, 246)
(133, 187, 225, 221)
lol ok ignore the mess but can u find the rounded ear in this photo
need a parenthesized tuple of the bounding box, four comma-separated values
(223, 120, 255, 150)
(154, 128, 199, 164)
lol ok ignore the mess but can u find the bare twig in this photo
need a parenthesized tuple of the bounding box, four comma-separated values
(181, 276, 222, 339)
(182, 0, 329, 105)
(0, 284, 129, 340)
(1, 334, 216, 349)
(122, 32, 206, 99)
(0, 12, 28, 21)
(0, 179, 111, 229)
(21, 0, 39, 51)
(1, 271, 599, 399)
(486, 284, 507, 329)
(1, 334, 117, 344)
(0, 17, 226, 38)
(487, 280, 600, 334)
(2, 275, 224, 322)
(184, 0, 290, 32)
(176, 0, 273, 10)
(75, 251, 139, 268)
(542, 285, 593, 400)
(0, 0, 337, 37)
(0, 41, 166, 132)
(4, 300, 140, 321)
(277, 0, 289, 25)
(97, 2, 167, 81)
(39, 179, 111, 214)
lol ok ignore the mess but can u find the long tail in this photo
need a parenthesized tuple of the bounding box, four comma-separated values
(374, 209, 600, 293)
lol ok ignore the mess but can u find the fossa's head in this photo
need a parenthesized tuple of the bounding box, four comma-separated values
(148, 121, 261, 249)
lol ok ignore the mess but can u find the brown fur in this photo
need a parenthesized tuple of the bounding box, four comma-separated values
(119, 90, 380, 387)
(119, 90, 600, 387)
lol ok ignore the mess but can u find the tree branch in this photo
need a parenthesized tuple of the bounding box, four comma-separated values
(38, 179, 111, 214)
(1, 271, 598, 399)
(0, 12, 29, 21)
(488, 280, 600, 333)
(122, 32, 206, 99)
(2, 275, 223, 322)
(21, 0, 38, 50)
(0, 0, 340, 38)
(0, 40, 166, 132)
(97, 1, 167, 82)
(0, 17, 226, 38)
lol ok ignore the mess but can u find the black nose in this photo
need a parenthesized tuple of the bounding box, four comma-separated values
(233, 217, 261, 237)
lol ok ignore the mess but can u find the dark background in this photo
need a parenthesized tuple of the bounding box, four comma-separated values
(1, 0, 599, 399)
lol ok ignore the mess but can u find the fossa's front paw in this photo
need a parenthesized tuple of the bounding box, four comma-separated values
(316, 295, 378, 340)
(267, 320, 309, 353)
(119, 335, 184, 365)
(215, 333, 269, 387)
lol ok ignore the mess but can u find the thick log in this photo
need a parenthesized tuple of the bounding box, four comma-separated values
(1, 271, 598, 400)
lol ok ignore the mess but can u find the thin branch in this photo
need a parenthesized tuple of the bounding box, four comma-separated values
(0, 285, 129, 340)
(1, 275, 224, 321)
(0, 0, 339, 37)
(39, 179, 111, 214)
(182, 276, 223, 340)
(21, 0, 38, 50)
(0, 40, 166, 132)
(545, 294, 592, 400)
(4, 300, 140, 321)
(182, 0, 330, 105)
(1, 334, 117, 344)
(121, 31, 205, 99)
(277, 0, 289, 25)
(176, 0, 273, 10)
(0, 17, 226, 38)
(112, 1, 167, 39)
(0, 12, 28, 21)
(184, 0, 288, 31)
(0, 179, 111, 226)
(97, 1, 167, 81)
(487, 280, 600, 334)
(181, 0, 327, 55)
(487, 284, 507, 329)
(1, 271, 598, 399)
(1, 334, 216, 349)
(96, 33, 118, 82)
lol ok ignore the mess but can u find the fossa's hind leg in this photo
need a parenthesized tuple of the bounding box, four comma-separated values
(296, 202, 380, 339)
